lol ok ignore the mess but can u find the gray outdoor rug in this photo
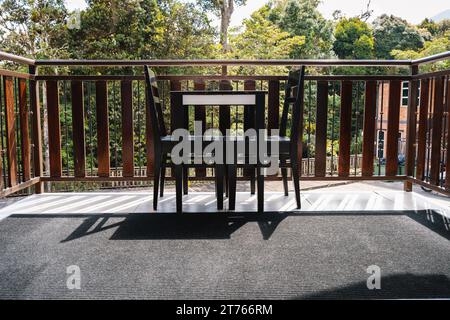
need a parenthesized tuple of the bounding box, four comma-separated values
(0, 211, 449, 299)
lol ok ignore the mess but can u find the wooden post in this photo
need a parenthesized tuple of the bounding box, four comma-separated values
(29, 66, 43, 193)
(404, 65, 419, 191)
(3, 76, 18, 187)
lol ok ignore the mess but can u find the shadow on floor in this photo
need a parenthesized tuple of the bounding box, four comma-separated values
(300, 273, 450, 299)
(407, 210, 450, 241)
(8, 209, 450, 242)
(59, 213, 288, 241)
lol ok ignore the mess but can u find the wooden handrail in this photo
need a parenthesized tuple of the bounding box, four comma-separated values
(35, 74, 412, 81)
(411, 51, 450, 65)
(0, 49, 449, 68)
(0, 51, 35, 65)
(33, 58, 412, 67)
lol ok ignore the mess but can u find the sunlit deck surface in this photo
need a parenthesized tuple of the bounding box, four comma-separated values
(0, 182, 449, 299)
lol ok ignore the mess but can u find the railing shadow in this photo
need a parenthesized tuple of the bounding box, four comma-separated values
(299, 273, 450, 299)
(9, 208, 450, 243)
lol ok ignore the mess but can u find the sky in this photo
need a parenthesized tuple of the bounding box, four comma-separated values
(65, 0, 449, 26)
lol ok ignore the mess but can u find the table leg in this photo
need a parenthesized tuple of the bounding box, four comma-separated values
(257, 167, 264, 213)
(228, 164, 237, 211)
(215, 164, 224, 210)
(183, 167, 188, 195)
(174, 165, 183, 213)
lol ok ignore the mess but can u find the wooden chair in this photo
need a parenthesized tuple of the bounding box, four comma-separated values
(228, 66, 305, 210)
(144, 66, 224, 212)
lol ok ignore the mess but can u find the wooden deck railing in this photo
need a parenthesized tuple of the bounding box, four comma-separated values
(0, 51, 449, 196)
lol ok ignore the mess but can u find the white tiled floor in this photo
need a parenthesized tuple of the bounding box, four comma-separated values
(1, 182, 450, 220)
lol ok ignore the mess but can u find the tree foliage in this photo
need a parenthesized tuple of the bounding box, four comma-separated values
(0, 0, 69, 59)
(226, 5, 304, 60)
(418, 18, 450, 37)
(391, 32, 450, 71)
(333, 17, 374, 59)
(267, 0, 334, 58)
(222, 5, 304, 76)
(68, 0, 216, 61)
(373, 14, 425, 59)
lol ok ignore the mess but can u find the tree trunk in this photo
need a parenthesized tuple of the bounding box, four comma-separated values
(220, 0, 234, 51)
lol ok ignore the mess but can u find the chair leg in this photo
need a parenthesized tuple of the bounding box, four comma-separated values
(160, 154, 166, 198)
(174, 165, 183, 213)
(153, 157, 161, 211)
(257, 167, 264, 213)
(215, 165, 224, 210)
(224, 166, 229, 198)
(281, 168, 289, 196)
(183, 166, 188, 195)
(280, 157, 288, 196)
(228, 164, 237, 211)
(290, 157, 301, 209)
(250, 168, 256, 195)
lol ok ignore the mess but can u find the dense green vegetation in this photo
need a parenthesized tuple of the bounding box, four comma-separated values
(1, 0, 448, 65)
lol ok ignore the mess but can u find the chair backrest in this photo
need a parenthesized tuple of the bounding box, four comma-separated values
(279, 66, 306, 144)
(144, 66, 167, 146)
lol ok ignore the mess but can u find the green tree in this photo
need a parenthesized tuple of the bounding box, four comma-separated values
(333, 17, 374, 59)
(223, 5, 304, 75)
(68, 0, 215, 61)
(391, 32, 450, 71)
(0, 0, 69, 61)
(196, 0, 246, 50)
(418, 18, 439, 36)
(227, 5, 304, 60)
(158, 0, 217, 60)
(267, 0, 334, 58)
(418, 18, 450, 37)
(373, 14, 425, 59)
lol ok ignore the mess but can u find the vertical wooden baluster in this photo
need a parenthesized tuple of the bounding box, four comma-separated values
(219, 80, 232, 135)
(385, 80, 402, 177)
(29, 66, 43, 192)
(3, 76, 18, 186)
(0, 77, 3, 190)
(169, 79, 182, 179)
(268, 80, 280, 135)
(267, 80, 280, 177)
(444, 78, 450, 189)
(404, 66, 419, 190)
(315, 80, 328, 177)
(416, 79, 430, 180)
(339, 81, 352, 177)
(424, 79, 435, 182)
(194, 80, 206, 177)
(18, 78, 31, 181)
(121, 80, 134, 177)
(71, 80, 85, 177)
(244, 80, 256, 192)
(96, 81, 110, 177)
(170, 80, 182, 132)
(362, 81, 377, 177)
(145, 83, 154, 177)
(244, 80, 256, 131)
(46, 80, 62, 178)
(429, 76, 445, 185)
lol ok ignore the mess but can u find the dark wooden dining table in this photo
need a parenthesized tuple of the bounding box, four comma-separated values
(170, 90, 267, 212)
